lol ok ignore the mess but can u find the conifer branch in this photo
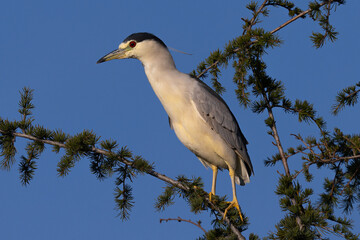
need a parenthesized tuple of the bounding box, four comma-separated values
(269, 2, 326, 35)
(160, 217, 206, 233)
(332, 83, 360, 115)
(292, 162, 313, 180)
(196, 1, 329, 81)
(314, 224, 347, 239)
(318, 155, 360, 164)
(332, 100, 347, 116)
(293, 133, 360, 164)
(243, 0, 269, 34)
(0, 129, 184, 188)
(340, 165, 360, 196)
(267, 109, 290, 175)
(0, 128, 246, 240)
(266, 107, 304, 230)
(196, 60, 219, 79)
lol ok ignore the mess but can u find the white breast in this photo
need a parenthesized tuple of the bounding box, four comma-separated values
(144, 68, 231, 169)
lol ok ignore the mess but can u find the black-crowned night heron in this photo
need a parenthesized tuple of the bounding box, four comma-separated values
(97, 32, 253, 220)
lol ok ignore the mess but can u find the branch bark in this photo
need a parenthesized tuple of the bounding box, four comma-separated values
(266, 106, 304, 230)
(243, 0, 269, 35)
(270, 2, 328, 34)
(332, 88, 360, 115)
(160, 217, 207, 233)
(196, 60, 219, 79)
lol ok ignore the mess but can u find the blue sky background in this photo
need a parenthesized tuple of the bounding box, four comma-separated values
(1, 1, 359, 239)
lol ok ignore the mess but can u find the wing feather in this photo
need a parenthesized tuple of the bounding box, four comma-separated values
(192, 79, 253, 175)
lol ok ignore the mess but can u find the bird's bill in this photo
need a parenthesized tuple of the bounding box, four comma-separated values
(97, 48, 127, 64)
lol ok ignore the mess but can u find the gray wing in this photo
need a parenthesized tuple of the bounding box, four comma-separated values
(192, 79, 254, 175)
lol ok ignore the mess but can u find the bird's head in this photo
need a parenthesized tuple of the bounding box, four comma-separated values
(97, 32, 168, 64)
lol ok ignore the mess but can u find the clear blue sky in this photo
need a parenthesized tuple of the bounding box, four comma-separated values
(1, 1, 359, 239)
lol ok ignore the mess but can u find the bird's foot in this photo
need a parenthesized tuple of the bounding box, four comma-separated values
(208, 192, 215, 203)
(223, 198, 243, 221)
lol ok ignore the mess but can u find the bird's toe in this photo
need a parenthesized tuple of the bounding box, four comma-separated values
(208, 192, 216, 203)
(223, 199, 243, 221)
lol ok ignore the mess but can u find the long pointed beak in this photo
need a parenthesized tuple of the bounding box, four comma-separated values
(97, 48, 127, 64)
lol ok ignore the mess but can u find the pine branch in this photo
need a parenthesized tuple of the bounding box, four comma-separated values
(340, 165, 360, 195)
(332, 83, 360, 115)
(293, 133, 360, 164)
(160, 217, 206, 233)
(248, 58, 305, 230)
(267, 107, 304, 230)
(243, 0, 269, 35)
(196, 1, 329, 82)
(0, 128, 246, 240)
(196, 60, 219, 79)
(269, 2, 326, 35)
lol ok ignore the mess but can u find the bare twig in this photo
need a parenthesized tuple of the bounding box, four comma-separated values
(160, 217, 206, 233)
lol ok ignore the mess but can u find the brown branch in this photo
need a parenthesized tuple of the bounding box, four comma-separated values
(292, 162, 314, 180)
(1, 130, 188, 190)
(266, 108, 304, 230)
(292, 134, 360, 164)
(340, 165, 360, 195)
(292, 134, 321, 160)
(342, 135, 360, 153)
(269, 2, 327, 35)
(0, 129, 246, 240)
(196, 0, 269, 80)
(314, 224, 347, 239)
(329, 163, 341, 197)
(196, 60, 219, 79)
(332, 88, 360, 115)
(160, 217, 206, 233)
(197, 2, 329, 83)
(268, 108, 291, 176)
(273, 105, 327, 137)
(318, 155, 360, 164)
(243, 0, 269, 35)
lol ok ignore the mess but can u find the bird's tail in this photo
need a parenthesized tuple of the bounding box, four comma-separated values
(235, 159, 251, 186)
(234, 150, 253, 186)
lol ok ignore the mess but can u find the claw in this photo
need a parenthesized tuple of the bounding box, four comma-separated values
(223, 199, 243, 221)
(209, 192, 215, 202)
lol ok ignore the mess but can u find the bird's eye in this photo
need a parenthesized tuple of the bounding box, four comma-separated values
(129, 41, 136, 48)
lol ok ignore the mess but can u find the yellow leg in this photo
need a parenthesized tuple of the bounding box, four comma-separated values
(209, 165, 218, 202)
(223, 168, 244, 221)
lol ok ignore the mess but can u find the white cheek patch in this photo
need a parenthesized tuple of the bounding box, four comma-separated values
(119, 42, 128, 49)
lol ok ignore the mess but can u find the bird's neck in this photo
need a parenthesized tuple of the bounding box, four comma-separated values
(140, 48, 191, 114)
(140, 48, 177, 77)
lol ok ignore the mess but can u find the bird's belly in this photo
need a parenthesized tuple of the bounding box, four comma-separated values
(171, 109, 231, 169)
(147, 73, 234, 169)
